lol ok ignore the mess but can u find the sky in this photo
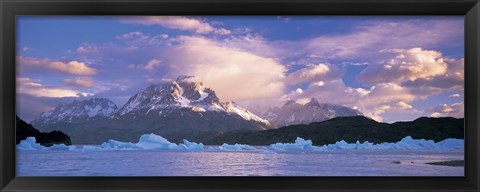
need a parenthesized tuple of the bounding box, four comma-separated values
(16, 16, 465, 122)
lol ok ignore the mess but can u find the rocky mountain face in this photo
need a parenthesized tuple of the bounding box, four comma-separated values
(31, 98, 118, 126)
(263, 98, 363, 127)
(31, 77, 273, 144)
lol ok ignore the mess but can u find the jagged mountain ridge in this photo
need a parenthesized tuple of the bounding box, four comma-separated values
(113, 78, 270, 125)
(31, 98, 118, 126)
(263, 98, 363, 127)
(31, 77, 273, 144)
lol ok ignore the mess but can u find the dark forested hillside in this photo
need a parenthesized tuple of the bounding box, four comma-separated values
(16, 116, 71, 146)
(204, 116, 464, 145)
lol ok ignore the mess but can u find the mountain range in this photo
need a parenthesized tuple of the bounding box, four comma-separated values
(32, 76, 274, 144)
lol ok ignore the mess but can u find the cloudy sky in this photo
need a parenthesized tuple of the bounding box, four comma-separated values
(16, 16, 464, 122)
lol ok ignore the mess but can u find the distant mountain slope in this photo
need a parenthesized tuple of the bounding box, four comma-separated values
(263, 98, 363, 127)
(16, 116, 71, 146)
(31, 98, 118, 127)
(31, 76, 273, 144)
(204, 116, 464, 146)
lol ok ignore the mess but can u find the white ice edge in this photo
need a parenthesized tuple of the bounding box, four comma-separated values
(17, 134, 464, 151)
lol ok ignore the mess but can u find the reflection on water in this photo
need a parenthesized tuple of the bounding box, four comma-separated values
(16, 148, 464, 176)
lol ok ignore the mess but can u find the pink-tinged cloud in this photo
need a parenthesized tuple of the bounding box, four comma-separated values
(62, 77, 95, 88)
(285, 63, 344, 85)
(287, 79, 419, 122)
(430, 102, 464, 118)
(48, 61, 96, 75)
(160, 36, 286, 105)
(120, 16, 231, 35)
(17, 56, 97, 75)
(357, 48, 449, 85)
(17, 77, 93, 98)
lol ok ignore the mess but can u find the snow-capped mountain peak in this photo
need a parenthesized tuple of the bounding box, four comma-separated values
(32, 98, 118, 125)
(114, 77, 271, 127)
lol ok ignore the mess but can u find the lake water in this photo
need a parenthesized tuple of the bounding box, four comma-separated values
(16, 148, 464, 176)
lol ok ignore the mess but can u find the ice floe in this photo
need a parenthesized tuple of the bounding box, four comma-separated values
(17, 134, 464, 151)
(270, 137, 314, 150)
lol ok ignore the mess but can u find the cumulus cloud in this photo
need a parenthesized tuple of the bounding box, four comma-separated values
(160, 36, 286, 104)
(17, 56, 97, 75)
(429, 102, 464, 118)
(287, 79, 418, 122)
(285, 63, 344, 85)
(62, 77, 95, 88)
(17, 77, 93, 98)
(357, 48, 448, 85)
(48, 61, 96, 75)
(401, 58, 464, 91)
(120, 16, 231, 35)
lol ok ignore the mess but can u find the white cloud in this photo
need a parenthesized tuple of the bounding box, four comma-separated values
(287, 79, 418, 122)
(285, 63, 344, 85)
(160, 36, 286, 106)
(17, 77, 92, 98)
(120, 16, 231, 35)
(357, 48, 448, 85)
(429, 102, 464, 118)
(48, 61, 96, 75)
(17, 56, 97, 75)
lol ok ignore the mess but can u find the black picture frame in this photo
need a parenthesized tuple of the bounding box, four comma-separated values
(1, 0, 479, 191)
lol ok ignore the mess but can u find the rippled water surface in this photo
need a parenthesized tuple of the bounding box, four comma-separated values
(17, 148, 464, 176)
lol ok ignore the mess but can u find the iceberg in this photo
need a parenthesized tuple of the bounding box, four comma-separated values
(16, 137, 44, 150)
(207, 143, 256, 150)
(220, 143, 255, 150)
(17, 134, 464, 152)
(314, 136, 464, 151)
(99, 133, 204, 150)
(436, 138, 464, 149)
(270, 137, 313, 150)
(48, 144, 70, 150)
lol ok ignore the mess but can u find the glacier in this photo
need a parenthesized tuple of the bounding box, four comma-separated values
(17, 134, 464, 151)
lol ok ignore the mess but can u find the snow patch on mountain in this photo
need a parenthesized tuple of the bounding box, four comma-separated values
(113, 77, 272, 126)
(32, 98, 118, 125)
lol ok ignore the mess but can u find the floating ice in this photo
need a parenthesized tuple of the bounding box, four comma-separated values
(436, 138, 464, 149)
(179, 139, 204, 150)
(48, 144, 70, 150)
(270, 137, 313, 150)
(17, 134, 464, 152)
(100, 133, 204, 150)
(313, 136, 464, 151)
(16, 137, 44, 150)
(220, 143, 255, 150)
